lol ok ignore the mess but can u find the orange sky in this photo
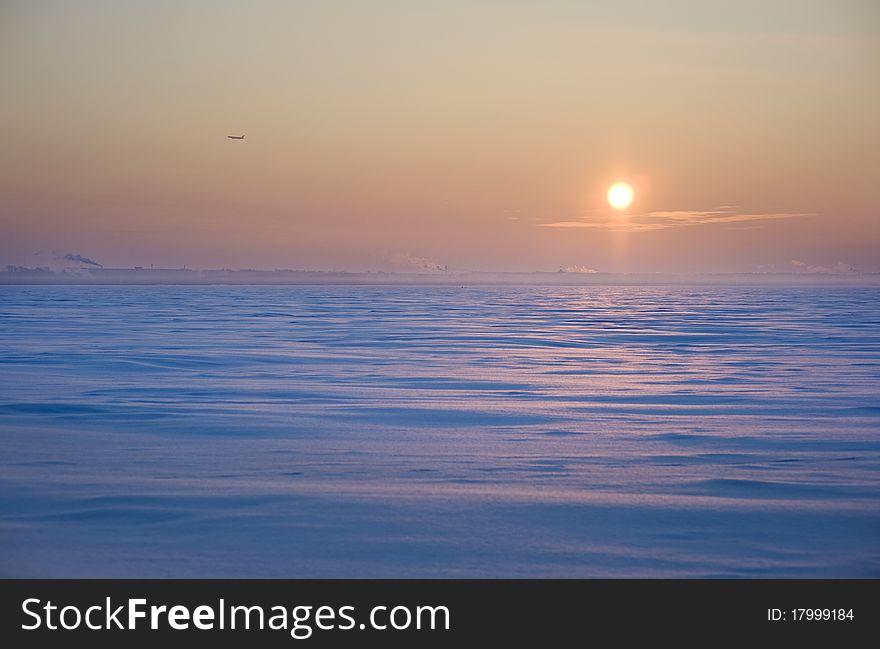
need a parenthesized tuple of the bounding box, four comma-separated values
(1, 0, 878, 272)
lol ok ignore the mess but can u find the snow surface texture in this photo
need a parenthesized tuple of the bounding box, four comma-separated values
(0, 285, 878, 577)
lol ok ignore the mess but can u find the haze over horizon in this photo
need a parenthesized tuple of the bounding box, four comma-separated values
(2, 0, 878, 273)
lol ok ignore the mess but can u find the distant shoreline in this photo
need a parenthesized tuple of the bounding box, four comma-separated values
(1, 268, 878, 287)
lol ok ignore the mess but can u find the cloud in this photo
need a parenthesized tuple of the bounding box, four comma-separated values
(58, 253, 103, 267)
(559, 265, 598, 273)
(388, 252, 448, 273)
(790, 260, 857, 274)
(540, 220, 668, 232)
(649, 210, 811, 224)
(539, 207, 813, 232)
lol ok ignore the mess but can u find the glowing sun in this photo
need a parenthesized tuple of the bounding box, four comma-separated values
(607, 182, 634, 210)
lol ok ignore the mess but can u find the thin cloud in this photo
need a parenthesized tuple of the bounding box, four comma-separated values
(539, 207, 813, 232)
(650, 210, 811, 224)
(648, 210, 723, 219)
(540, 221, 668, 232)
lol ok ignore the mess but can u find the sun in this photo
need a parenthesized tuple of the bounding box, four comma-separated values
(607, 182, 634, 210)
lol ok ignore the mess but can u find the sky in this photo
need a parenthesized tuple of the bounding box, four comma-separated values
(1, 0, 878, 273)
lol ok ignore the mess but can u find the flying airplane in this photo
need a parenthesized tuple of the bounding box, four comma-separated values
(227, 135, 245, 140)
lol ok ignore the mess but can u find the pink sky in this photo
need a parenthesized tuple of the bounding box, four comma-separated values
(1, 1, 878, 272)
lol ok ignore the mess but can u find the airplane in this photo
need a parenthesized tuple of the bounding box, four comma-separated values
(227, 135, 245, 140)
